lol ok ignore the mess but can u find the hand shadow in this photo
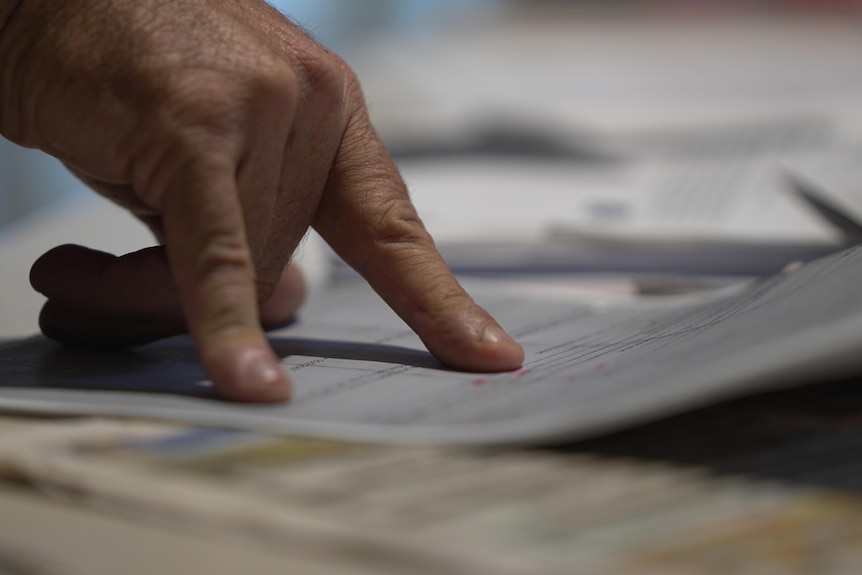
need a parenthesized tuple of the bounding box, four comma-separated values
(0, 334, 443, 399)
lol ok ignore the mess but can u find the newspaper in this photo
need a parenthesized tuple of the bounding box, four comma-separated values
(0, 479, 366, 575)
(2, 413, 861, 575)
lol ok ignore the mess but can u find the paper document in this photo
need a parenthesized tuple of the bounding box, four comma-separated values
(400, 156, 842, 246)
(371, 154, 851, 277)
(2, 247, 862, 444)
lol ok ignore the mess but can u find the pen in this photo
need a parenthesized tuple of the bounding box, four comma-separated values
(783, 172, 862, 244)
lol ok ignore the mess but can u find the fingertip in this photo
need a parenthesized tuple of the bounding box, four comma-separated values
(429, 319, 524, 373)
(30, 244, 112, 295)
(478, 323, 526, 370)
(30, 245, 58, 292)
(206, 344, 292, 403)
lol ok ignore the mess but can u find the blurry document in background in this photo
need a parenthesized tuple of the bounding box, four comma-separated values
(346, 11, 862, 277)
(390, 153, 851, 277)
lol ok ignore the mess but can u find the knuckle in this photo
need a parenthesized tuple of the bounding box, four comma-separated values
(247, 56, 301, 117)
(154, 57, 301, 149)
(372, 196, 432, 248)
(162, 81, 241, 138)
(297, 48, 347, 109)
(154, 66, 270, 140)
(356, 195, 434, 277)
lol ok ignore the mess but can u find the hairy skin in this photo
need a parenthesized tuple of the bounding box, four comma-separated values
(0, 0, 524, 402)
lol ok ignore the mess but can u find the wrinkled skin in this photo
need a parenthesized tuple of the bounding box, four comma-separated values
(0, 0, 524, 401)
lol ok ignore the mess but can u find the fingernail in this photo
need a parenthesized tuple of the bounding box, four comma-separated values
(481, 324, 516, 345)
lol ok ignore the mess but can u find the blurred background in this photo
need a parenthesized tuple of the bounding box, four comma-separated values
(0, 0, 501, 228)
(3, 0, 862, 264)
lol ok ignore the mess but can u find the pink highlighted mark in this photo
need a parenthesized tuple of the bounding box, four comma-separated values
(475, 369, 531, 387)
(594, 363, 607, 371)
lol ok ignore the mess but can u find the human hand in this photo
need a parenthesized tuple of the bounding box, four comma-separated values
(0, 0, 524, 401)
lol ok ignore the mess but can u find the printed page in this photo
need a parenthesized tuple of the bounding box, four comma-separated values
(1, 246, 862, 444)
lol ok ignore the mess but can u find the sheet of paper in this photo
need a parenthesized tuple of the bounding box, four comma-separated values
(2, 246, 862, 445)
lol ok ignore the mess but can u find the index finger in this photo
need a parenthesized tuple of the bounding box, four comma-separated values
(315, 107, 525, 372)
(159, 155, 291, 402)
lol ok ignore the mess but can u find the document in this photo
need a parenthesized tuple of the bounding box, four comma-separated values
(399, 155, 842, 247)
(365, 153, 852, 278)
(1, 246, 862, 445)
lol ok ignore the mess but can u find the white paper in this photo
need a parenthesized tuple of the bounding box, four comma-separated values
(1, 246, 862, 444)
(401, 156, 841, 247)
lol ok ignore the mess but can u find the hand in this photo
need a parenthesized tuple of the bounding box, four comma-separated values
(0, 0, 524, 401)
